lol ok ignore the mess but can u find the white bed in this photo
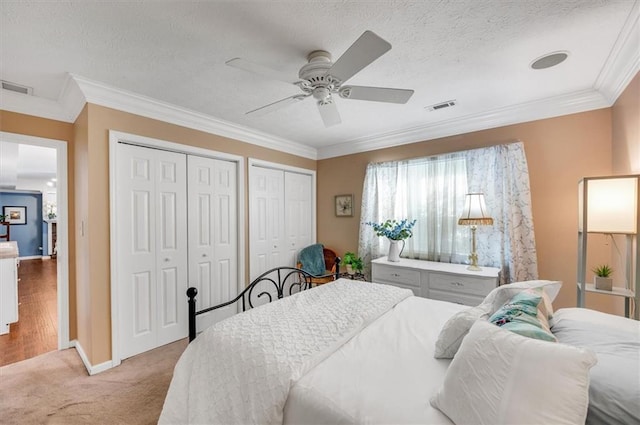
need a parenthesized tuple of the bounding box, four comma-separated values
(160, 275, 639, 425)
(284, 295, 463, 424)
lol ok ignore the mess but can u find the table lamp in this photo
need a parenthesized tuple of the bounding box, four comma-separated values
(458, 193, 493, 271)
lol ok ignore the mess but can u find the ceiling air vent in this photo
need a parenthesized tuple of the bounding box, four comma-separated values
(1, 80, 33, 95)
(425, 100, 456, 112)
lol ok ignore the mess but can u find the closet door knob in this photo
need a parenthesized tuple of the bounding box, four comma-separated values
(164, 258, 170, 262)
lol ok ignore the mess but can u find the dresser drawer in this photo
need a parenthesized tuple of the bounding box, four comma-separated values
(377, 281, 421, 297)
(429, 272, 496, 297)
(428, 289, 484, 306)
(372, 264, 420, 288)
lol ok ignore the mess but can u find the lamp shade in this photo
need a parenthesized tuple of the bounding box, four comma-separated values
(579, 176, 638, 234)
(458, 193, 494, 226)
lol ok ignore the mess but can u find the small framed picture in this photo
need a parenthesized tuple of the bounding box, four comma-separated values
(3, 206, 27, 225)
(335, 194, 353, 217)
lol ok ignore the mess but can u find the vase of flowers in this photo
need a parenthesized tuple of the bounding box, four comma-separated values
(366, 219, 417, 262)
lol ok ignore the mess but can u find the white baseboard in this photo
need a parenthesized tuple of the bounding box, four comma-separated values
(72, 340, 114, 375)
(18, 255, 43, 260)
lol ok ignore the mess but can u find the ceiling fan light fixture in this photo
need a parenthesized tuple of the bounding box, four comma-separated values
(530, 51, 569, 70)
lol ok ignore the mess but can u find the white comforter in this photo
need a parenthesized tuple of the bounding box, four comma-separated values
(159, 279, 412, 425)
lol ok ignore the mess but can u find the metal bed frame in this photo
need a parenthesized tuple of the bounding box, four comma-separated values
(187, 260, 341, 342)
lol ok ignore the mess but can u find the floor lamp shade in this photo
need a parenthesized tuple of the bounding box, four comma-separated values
(579, 177, 638, 234)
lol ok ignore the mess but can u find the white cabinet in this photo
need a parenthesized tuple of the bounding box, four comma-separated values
(0, 241, 19, 335)
(371, 257, 500, 306)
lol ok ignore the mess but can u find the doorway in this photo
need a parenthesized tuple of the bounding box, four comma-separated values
(0, 132, 69, 366)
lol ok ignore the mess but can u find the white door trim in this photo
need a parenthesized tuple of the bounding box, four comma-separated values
(0, 131, 70, 350)
(109, 130, 245, 366)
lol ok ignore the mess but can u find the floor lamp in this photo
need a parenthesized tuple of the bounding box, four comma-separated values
(458, 193, 493, 271)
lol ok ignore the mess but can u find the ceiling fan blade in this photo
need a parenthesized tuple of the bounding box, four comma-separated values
(226, 58, 299, 84)
(341, 86, 414, 104)
(317, 100, 341, 127)
(327, 31, 392, 84)
(246, 95, 307, 116)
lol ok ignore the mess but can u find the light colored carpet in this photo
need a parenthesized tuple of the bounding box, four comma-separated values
(0, 339, 188, 424)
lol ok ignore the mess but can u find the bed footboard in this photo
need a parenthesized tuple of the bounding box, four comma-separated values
(187, 260, 340, 342)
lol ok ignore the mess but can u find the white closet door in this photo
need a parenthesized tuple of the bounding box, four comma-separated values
(188, 156, 237, 331)
(284, 172, 313, 266)
(249, 167, 285, 280)
(116, 144, 188, 359)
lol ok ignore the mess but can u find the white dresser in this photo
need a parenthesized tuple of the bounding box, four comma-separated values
(371, 257, 500, 306)
(0, 241, 19, 335)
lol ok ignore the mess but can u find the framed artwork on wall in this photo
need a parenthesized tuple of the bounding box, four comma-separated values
(3, 206, 27, 225)
(335, 194, 353, 217)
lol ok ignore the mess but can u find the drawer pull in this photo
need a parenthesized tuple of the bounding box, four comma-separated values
(451, 281, 464, 287)
(391, 273, 401, 277)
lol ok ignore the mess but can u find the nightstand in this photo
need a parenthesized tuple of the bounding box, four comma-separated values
(371, 257, 500, 306)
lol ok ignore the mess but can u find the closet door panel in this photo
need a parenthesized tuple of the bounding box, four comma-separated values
(116, 145, 159, 359)
(155, 150, 188, 346)
(188, 156, 237, 332)
(284, 172, 313, 267)
(250, 167, 285, 280)
(117, 145, 187, 358)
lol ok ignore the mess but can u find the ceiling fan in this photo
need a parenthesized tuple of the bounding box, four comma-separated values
(226, 31, 414, 127)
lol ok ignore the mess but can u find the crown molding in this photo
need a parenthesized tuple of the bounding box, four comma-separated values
(58, 74, 88, 121)
(594, 0, 640, 103)
(317, 88, 610, 159)
(70, 75, 318, 160)
(0, 87, 73, 122)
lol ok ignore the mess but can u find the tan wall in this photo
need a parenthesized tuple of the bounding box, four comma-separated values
(81, 104, 316, 364)
(612, 72, 640, 174)
(0, 110, 78, 339)
(611, 72, 639, 318)
(318, 109, 618, 313)
(73, 106, 91, 357)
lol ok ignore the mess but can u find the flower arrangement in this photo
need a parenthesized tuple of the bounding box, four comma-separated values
(366, 219, 417, 241)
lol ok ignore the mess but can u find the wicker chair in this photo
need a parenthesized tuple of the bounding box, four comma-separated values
(297, 246, 339, 286)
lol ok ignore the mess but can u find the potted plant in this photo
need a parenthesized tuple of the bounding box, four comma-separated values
(343, 252, 363, 275)
(592, 264, 613, 291)
(0, 214, 7, 223)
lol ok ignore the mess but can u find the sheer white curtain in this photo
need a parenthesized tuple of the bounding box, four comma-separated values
(358, 141, 538, 283)
(359, 153, 469, 277)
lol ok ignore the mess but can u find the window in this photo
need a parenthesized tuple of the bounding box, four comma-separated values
(359, 142, 538, 284)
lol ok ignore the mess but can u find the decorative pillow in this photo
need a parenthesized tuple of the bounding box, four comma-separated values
(434, 303, 492, 359)
(433, 280, 562, 358)
(430, 320, 597, 425)
(484, 280, 562, 317)
(489, 288, 557, 342)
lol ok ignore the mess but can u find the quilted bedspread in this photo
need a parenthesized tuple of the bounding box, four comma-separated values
(159, 278, 411, 425)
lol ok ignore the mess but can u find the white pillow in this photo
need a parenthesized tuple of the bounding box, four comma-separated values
(433, 280, 561, 359)
(434, 303, 491, 359)
(430, 320, 597, 425)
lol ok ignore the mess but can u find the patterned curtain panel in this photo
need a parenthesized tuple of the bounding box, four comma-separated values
(358, 141, 538, 284)
(463, 142, 538, 283)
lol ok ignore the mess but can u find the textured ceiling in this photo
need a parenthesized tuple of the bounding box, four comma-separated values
(0, 1, 638, 158)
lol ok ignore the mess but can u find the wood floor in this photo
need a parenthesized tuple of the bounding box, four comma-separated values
(0, 258, 57, 366)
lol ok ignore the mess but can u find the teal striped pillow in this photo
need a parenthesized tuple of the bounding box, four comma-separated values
(489, 288, 557, 342)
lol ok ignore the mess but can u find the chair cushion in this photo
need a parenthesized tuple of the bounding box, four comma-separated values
(298, 244, 326, 276)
